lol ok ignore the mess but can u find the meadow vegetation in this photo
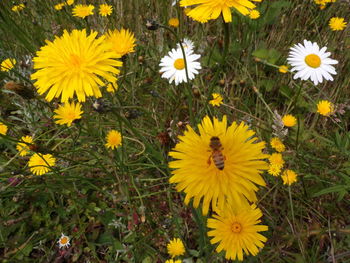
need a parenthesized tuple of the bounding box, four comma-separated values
(0, 0, 349, 262)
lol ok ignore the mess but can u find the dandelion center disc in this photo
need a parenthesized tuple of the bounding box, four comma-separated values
(69, 54, 85, 70)
(231, 222, 242, 233)
(304, 54, 321, 68)
(174, 58, 185, 70)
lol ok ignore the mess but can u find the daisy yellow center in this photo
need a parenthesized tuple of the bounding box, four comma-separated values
(231, 222, 242, 233)
(305, 54, 321, 68)
(174, 58, 185, 70)
(60, 237, 68, 244)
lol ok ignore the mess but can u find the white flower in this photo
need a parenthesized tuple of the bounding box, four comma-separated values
(177, 38, 194, 53)
(159, 48, 201, 85)
(57, 233, 70, 249)
(287, 40, 338, 85)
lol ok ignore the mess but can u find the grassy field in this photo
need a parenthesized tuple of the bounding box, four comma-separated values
(0, 0, 350, 262)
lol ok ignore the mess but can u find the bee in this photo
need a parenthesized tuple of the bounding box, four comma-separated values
(207, 136, 225, 170)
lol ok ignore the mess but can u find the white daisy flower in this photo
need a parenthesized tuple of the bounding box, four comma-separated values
(57, 233, 70, 249)
(159, 48, 201, 85)
(287, 40, 338, 85)
(177, 38, 194, 53)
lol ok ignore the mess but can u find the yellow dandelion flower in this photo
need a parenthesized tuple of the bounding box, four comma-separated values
(165, 260, 182, 263)
(99, 4, 113, 17)
(54, 102, 83, 127)
(207, 200, 268, 261)
(54, 3, 65, 10)
(180, 0, 262, 23)
(329, 17, 347, 31)
(106, 82, 118, 93)
(12, 4, 25, 12)
(31, 29, 122, 103)
(105, 130, 122, 150)
(0, 122, 8, 135)
(168, 17, 180, 27)
(278, 65, 288, 73)
(28, 153, 56, 175)
(169, 115, 268, 215)
(1, 58, 16, 72)
(281, 169, 298, 185)
(72, 4, 94, 19)
(270, 137, 285, 153)
(268, 153, 284, 169)
(209, 93, 223, 107)
(57, 233, 70, 249)
(16, 135, 34, 156)
(317, 100, 334, 116)
(167, 238, 185, 258)
(249, 10, 260, 19)
(105, 28, 136, 57)
(282, 114, 297, 127)
(267, 164, 281, 177)
(66, 0, 74, 5)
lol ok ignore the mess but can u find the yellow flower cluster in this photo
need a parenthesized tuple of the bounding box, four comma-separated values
(169, 116, 269, 260)
(54, 0, 74, 10)
(314, 0, 336, 9)
(268, 138, 298, 185)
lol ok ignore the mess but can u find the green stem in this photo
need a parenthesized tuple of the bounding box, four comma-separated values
(191, 206, 208, 258)
(222, 19, 230, 64)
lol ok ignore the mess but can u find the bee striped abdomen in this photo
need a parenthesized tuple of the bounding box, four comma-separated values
(209, 136, 225, 171)
(212, 151, 225, 170)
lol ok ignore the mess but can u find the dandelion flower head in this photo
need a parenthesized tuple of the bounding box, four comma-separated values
(105, 130, 122, 150)
(287, 40, 338, 85)
(72, 4, 94, 18)
(317, 100, 334, 116)
(268, 164, 282, 177)
(105, 28, 136, 57)
(281, 169, 298, 185)
(268, 153, 284, 169)
(249, 10, 260, 19)
(282, 114, 297, 127)
(1, 58, 16, 72)
(270, 137, 285, 153)
(329, 17, 347, 31)
(169, 115, 268, 214)
(0, 122, 8, 135)
(99, 4, 113, 17)
(12, 4, 25, 12)
(16, 135, 34, 156)
(31, 29, 122, 102)
(167, 238, 185, 258)
(54, 102, 83, 127)
(55, 3, 65, 10)
(209, 93, 223, 107)
(28, 153, 56, 176)
(165, 260, 182, 263)
(207, 199, 268, 261)
(278, 65, 288, 73)
(180, 0, 262, 23)
(168, 17, 180, 27)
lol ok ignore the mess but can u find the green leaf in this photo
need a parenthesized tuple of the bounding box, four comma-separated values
(142, 256, 152, 263)
(313, 185, 348, 197)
